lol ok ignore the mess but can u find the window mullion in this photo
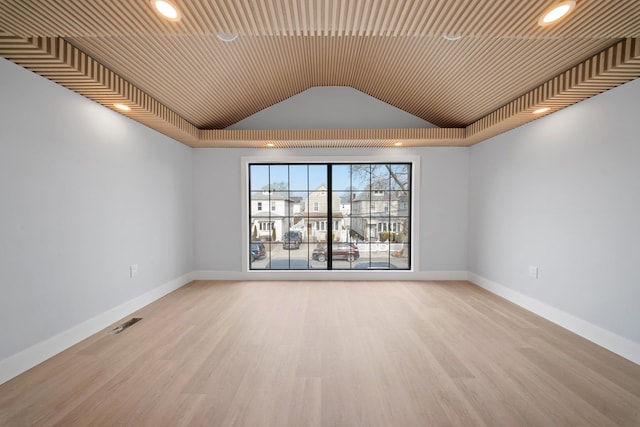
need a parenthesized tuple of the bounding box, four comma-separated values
(327, 164, 333, 270)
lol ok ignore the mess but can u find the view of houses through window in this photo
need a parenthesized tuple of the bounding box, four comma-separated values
(249, 163, 411, 270)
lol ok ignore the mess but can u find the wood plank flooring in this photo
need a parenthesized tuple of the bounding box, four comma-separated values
(1, 280, 639, 426)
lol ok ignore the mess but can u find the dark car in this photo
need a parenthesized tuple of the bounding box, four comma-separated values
(312, 243, 360, 262)
(283, 231, 302, 249)
(250, 241, 266, 262)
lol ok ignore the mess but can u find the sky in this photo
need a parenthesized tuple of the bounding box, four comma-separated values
(249, 164, 410, 195)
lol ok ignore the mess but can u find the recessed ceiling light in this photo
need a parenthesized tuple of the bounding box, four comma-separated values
(151, 0, 181, 22)
(443, 34, 463, 41)
(533, 107, 550, 114)
(217, 32, 238, 42)
(266, 142, 275, 147)
(538, 1, 576, 26)
(394, 142, 403, 146)
(114, 103, 131, 111)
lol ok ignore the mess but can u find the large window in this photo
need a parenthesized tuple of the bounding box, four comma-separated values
(249, 163, 412, 270)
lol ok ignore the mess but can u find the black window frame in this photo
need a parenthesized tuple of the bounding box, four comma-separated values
(248, 162, 412, 271)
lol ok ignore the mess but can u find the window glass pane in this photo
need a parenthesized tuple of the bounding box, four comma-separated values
(371, 164, 390, 190)
(390, 164, 410, 192)
(350, 164, 371, 190)
(308, 164, 327, 190)
(250, 191, 270, 215)
(332, 165, 352, 191)
(333, 191, 352, 243)
(391, 172, 410, 191)
(250, 165, 269, 190)
(289, 165, 309, 191)
(249, 191, 265, 216)
(269, 165, 289, 190)
(333, 191, 352, 211)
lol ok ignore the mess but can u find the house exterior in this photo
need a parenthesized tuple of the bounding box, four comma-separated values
(301, 185, 347, 242)
(249, 182, 408, 244)
(338, 195, 351, 232)
(350, 185, 409, 242)
(289, 196, 304, 215)
(250, 189, 297, 241)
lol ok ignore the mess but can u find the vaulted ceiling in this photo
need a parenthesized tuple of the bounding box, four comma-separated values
(1, 0, 639, 148)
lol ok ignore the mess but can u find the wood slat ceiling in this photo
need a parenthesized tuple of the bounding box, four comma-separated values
(1, 0, 640, 148)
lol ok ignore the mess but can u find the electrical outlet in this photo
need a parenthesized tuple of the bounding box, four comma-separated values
(130, 264, 139, 278)
(528, 265, 538, 279)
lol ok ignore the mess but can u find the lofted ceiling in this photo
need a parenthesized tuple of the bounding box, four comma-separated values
(1, 0, 639, 148)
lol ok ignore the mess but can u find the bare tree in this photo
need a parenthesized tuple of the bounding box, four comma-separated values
(351, 164, 409, 195)
(262, 181, 288, 191)
(350, 164, 410, 246)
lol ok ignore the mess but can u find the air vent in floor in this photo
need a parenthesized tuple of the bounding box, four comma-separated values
(111, 317, 142, 334)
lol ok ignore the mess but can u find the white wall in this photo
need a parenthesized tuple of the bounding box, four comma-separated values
(468, 78, 640, 356)
(193, 147, 469, 279)
(0, 59, 193, 372)
(227, 86, 436, 130)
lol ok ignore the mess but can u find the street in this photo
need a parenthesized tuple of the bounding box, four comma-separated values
(251, 242, 409, 269)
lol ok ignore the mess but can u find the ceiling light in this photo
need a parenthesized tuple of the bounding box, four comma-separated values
(217, 32, 238, 42)
(443, 34, 463, 41)
(538, 1, 576, 26)
(151, 0, 181, 21)
(266, 142, 275, 147)
(394, 142, 403, 146)
(114, 103, 131, 111)
(533, 107, 550, 114)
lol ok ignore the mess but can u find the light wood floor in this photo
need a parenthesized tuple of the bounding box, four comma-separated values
(1, 280, 639, 426)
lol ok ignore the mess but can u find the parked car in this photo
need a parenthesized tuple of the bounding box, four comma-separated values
(283, 231, 302, 249)
(250, 241, 266, 262)
(312, 243, 360, 262)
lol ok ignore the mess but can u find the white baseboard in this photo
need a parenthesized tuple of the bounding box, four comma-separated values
(412, 271, 470, 281)
(191, 270, 469, 281)
(468, 273, 640, 366)
(0, 272, 193, 386)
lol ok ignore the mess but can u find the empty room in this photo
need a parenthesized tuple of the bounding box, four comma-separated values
(1, 1, 639, 426)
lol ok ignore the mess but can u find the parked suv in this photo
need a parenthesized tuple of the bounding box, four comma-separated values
(250, 241, 266, 262)
(283, 231, 302, 249)
(312, 243, 359, 262)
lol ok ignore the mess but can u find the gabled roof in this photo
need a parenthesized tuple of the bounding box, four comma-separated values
(251, 191, 294, 201)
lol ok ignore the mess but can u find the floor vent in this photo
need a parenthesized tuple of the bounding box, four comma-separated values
(111, 317, 142, 334)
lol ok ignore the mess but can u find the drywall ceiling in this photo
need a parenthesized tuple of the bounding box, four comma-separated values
(0, 0, 639, 148)
(227, 87, 437, 130)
